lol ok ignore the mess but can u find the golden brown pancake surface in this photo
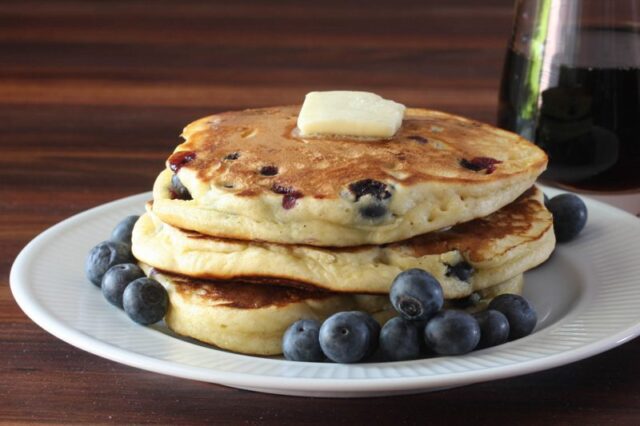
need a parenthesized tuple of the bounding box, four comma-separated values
(172, 106, 546, 200)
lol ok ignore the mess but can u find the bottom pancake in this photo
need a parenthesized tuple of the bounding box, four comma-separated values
(140, 263, 392, 356)
(141, 263, 524, 356)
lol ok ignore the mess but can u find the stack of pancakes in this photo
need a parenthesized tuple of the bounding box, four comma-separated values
(131, 106, 554, 356)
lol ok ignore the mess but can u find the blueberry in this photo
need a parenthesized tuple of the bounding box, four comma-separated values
(473, 309, 510, 349)
(122, 278, 168, 325)
(460, 157, 502, 174)
(319, 311, 374, 363)
(359, 204, 387, 219)
(109, 215, 140, 246)
(379, 317, 421, 361)
(259, 165, 279, 176)
(390, 269, 444, 322)
(283, 319, 324, 362)
(547, 193, 587, 242)
(171, 174, 192, 200)
(85, 241, 133, 287)
(224, 152, 240, 161)
(488, 294, 537, 339)
(270, 184, 303, 209)
(353, 311, 380, 358)
(424, 310, 480, 355)
(446, 261, 474, 282)
(348, 179, 391, 201)
(101, 263, 145, 308)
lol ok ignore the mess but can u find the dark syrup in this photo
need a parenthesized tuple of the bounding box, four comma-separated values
(498, 29, 640, 191)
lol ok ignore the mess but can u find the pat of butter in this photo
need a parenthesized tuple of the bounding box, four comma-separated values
(297, 91, 406, 139)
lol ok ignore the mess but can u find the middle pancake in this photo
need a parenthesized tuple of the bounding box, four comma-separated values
(132, 186, 554, 299)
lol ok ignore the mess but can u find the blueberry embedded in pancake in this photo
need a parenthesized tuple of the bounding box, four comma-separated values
(170, 174, 191, 200)
(151, 106, 547, 246)
(446, 261, 475, 282)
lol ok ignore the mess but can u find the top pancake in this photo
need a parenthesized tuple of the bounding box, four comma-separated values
(152, 106, 547, 246)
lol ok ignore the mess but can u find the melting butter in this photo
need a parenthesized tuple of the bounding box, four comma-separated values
(297, 91, 405, 139)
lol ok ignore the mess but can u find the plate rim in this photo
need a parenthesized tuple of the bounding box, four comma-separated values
(10, 187, 640, 396)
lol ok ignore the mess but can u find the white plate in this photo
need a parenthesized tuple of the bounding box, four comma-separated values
(10, 188, 640, 397)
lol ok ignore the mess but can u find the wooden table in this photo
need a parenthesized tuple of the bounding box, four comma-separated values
(2, 0, 640, 423)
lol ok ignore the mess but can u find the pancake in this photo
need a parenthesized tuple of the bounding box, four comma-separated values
(140, 263, 393, 356)
(151, 106, 547, 246)
(141, 263, 523, 356)
(134, 186, 554, 299)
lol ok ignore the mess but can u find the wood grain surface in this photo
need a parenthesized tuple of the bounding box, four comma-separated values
(2, 0, 640, 424)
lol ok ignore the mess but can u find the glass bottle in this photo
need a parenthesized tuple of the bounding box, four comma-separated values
(498, 0, 640, 193)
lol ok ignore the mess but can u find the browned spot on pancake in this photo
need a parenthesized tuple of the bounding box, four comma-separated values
(394, 187, 545, 261)
(161, 271, 334, 309)
(173, 106, 547, 200)
(236, 188, 259, 196)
